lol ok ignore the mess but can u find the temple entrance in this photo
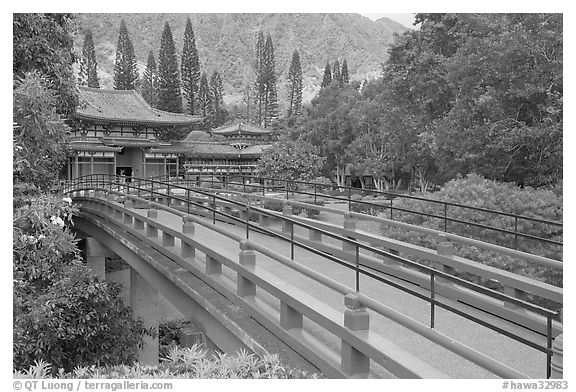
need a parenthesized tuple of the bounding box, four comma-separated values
(116, 166, 133, 182)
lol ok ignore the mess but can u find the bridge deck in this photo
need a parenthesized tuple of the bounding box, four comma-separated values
(122, 202, 547, 378)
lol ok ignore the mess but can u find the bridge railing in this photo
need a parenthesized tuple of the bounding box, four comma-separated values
(163, 173, 562, 259)
(65, 174, 562, 378)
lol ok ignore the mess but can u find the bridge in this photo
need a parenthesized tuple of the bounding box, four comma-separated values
(62, 174, 563, 379)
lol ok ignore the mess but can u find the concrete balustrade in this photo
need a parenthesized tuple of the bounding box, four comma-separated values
(162, 231, 175, 247)
(280, 302, 303, 330)
(341, 293, 370, 377)
(503, 286, 528, 311)
(309, 228, 322, 241)
(237, 241, 256, 297)
(134, 217, 144, 230)
(182, 215, 195, 235)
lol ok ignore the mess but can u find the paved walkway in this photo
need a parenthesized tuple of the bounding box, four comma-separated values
(122, 203, 547, 378)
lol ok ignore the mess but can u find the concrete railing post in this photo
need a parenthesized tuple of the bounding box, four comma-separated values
(237, 240, 256, 297)
(206, 255, 222, 275)
(342, 213, 357, 252)
(551, 310, 564, 379)
(341, 293, 370, 377)
(162, 231, 175, 247)
(280, 302, 303, 330)
(146, 205, 158, 238)
(503, 286, 528, 311)
(181, 215, 196, 258)
(282, 204, 293, 234)
(309, 228, 322, 242)
(130, 267, 159, 365)
(134, 216, 145, 230)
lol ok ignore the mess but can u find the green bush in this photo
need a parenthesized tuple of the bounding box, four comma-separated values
(13, 195, 146, 372)
(14, 346, 321, 379)
(379, 174, 562, 308)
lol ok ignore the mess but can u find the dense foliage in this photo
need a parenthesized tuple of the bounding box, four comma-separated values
(374, 174, 562, 301)
(15, 346, 320, 379)
(13, 13, 78, 116)
(113, 19, 138, 90)
(13, 195, 146, 372)
(258, 137, 325, 182)
(157, 22, 183, 113)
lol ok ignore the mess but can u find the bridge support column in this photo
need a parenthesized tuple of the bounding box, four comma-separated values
(342, 213, 357, 252)
(341, 294, 370, 377)
(551, 310, 563, 379)
(237, 241, 256, 297)
(85, 237, 109, 281)
(130, 268, 159, 365)
(282, 205, 293, 234)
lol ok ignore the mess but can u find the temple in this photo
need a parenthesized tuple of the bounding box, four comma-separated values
(66, 87, 273, 181)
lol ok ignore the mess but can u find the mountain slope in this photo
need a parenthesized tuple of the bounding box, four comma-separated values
(73, 13, 408, 105)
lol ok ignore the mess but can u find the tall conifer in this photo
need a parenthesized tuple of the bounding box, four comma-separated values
(209, 71, 225, 127)
(341, 59, 349, 84)
(287, 49, 303, 118)
(78, 29, 99, 88)
(198, 73, 213, 129)
(263, 33, 279, 128)
(113, 19, 138, 90)
(141, 51, 158, 107)
(181, 17, 201, 115)
(333, 59, 342, 87)
(321, 61, 332, 88)
(157, 22, 182, 113)
(254, 31, 266, 126)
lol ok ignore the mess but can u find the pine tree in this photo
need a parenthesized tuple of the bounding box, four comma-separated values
(287, 49, 303, 118)
(209, 71, 225, 127)
(254, 31, 266, 126)
(141, 51, 158, 107)
(78, 30, 99, 88)
(263, 33, 279, 128)
(321, 61, 332, 88)
(181, 17, 201, 115)
(341, 59, 349, 84)
(113, 19, 138, 90)
(333, 59, 342, 87)
(198, 73, 213, 129)
(157, 22, 182, 113)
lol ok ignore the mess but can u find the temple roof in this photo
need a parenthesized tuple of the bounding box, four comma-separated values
(210, 122, 273, 136)
(68, 141, 123, 153)
(150, 142, 271, 158)
(75, 87, 203, 127)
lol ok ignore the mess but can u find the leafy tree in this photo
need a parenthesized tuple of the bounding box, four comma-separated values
(321, 61, 332, 87)
(113, 19, 138, 90)
(13, 72, 69, 199)
(13, 195, 146, 372)
(341, 59, 349, 84)
(297, 82, 361, 185)
(140, 51, 158, 107)
(332, 59, 341, 87)
(78, 29, 99, 88)
(209, 71, 227, 127)
(13, 13, 77, 116)
(287, 49, 303, 118)
(181, 17, 201, 115)
(157, 22, 183, 113)
(258, 137, 325, 182)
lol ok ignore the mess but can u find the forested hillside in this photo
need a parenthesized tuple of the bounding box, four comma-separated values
(71, 13, 409, 104)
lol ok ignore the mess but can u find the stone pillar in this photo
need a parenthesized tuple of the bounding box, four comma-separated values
(237, 241, 256, 297)
(282, 204, 293, 234)
(146, 206, 158, 237)
(341, 293, 370, 377)
(85, 237, 107, 280)
(130, 267, 159, 365)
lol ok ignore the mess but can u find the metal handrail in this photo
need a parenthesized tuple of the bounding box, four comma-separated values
(65, 174, 561, 377)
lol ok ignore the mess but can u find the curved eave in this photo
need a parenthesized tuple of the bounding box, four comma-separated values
(75, 113, 203, 128)
(67, 144, 123, 153)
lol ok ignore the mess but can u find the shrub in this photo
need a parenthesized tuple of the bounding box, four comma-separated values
(13, 195, 146, 372)
(14, 346, 321, 379)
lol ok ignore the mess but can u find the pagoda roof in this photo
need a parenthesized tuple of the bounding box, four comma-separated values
(150, 142, 271, 158)
(210, 122, 273, 136)
(75, 87, 203, 127)
(68, 141, 123, 153)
